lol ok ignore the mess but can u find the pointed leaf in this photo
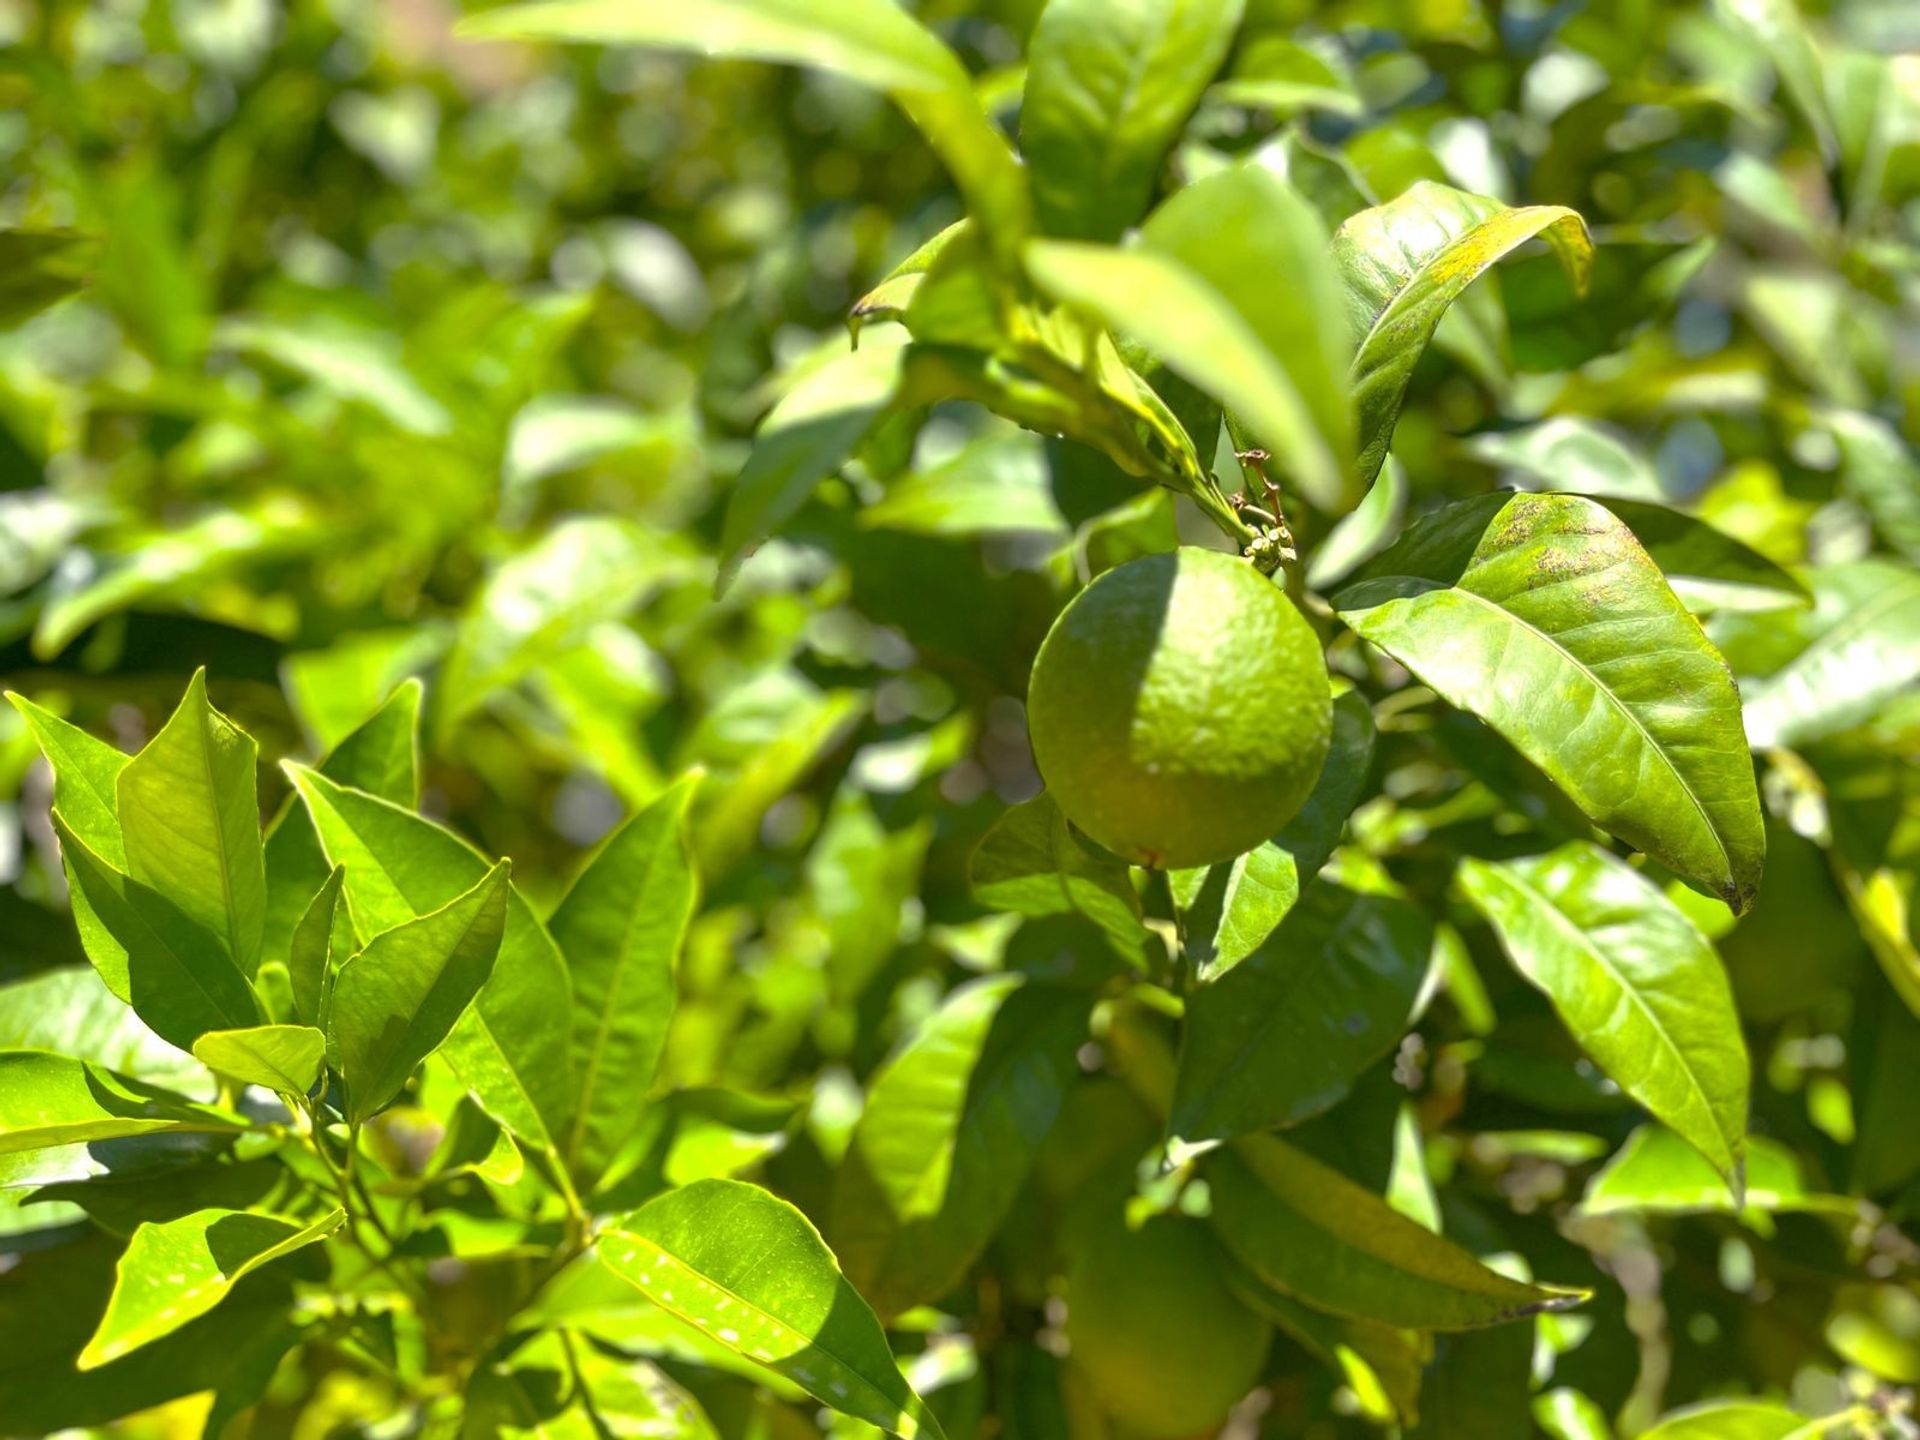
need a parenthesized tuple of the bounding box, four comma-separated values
(601, 1179, 946, 1438)
(1334, 182, 1592, 490)
(191, 1025, 326, 1098)
(116, 671, 267, 979)
(1172, 882, 1432, 1144)
(55, 815, 264, 1049)
(1457, 843, 1748, 1187)
(287, 765, 573, 1148)
(7, 694, 127, 865)
(1597, 498, 1810, 615)
(1335, 492, 1764, 911)
(287, 866, 347, 1030)
(1579, 1125, 1852, 1219)
(551, 776, 700, 1186)
(1209, 1134, 1587, 1330)
(0, 1051, 245, 1156)
(1026, 239, 1345, 511)
(78, 1207, 342, 1369)
(831, 976, 1089, 1318)
(1169, 690, 1375, 979)
(969, 792, 1148, 956)
(1021, 0, 1244, 242)
(330, 862, 511, 1123)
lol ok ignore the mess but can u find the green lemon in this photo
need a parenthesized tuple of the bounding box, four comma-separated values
(1027, 547, 1332, 869)
(1066, 1214, 1271, 1437)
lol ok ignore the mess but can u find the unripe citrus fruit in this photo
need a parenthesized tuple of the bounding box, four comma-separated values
(1027, 547, 1332, 869)
(1066, 1214, 1270, 1437)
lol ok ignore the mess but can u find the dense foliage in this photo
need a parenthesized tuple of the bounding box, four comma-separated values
(3, 0, 1919, 1437)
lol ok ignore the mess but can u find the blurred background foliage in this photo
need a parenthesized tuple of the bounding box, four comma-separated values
(4, 0, 1920, 1435)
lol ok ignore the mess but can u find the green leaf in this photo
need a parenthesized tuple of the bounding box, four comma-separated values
(1741, 561, 1920, 749)
(1025, 238, 1346, 512)
(439, 518, 688, 729)
(1639, 1401, 1807, 1440)
(718, 339, 908, 594)
(1305, 458, 1408, 592)
(55, 815, 265, 1049)
(458, 1, 1027, 259)
(0, 968, 200, 1089)
(1232, 1276, 1421, 1427)
(116, 670, 268, 980)
(831, 975, 1089, 1318)
(1021, 0, 1244, 242)
(7, 693, 127, 865)
(551, 776, 700, 1187)
(1457, 843, 1749, 1188)
(601, 1179, 946, 1438)
(191, 1025, 326, 1097)
(468, 1331, 718, 1439)
(1825, 408, 1920, 564)
(1579, 1124, 1851, 1219)
(1209, 1134, 1587, 1330)
(1138, 162, 1354, 500)
(330, 861, 512, 1123)
(287, 865, 347, 1031)
(1597, 498, 1810, 615)
(1169, 690, 1376, 979)
(969, 792, 1149, 957)
(78, 1207, 342, 1369)
(287, 765, 573, 1149)
(1334, 182, 1592, 491)
(0, 1051, 244, 1155)
(0, 226, 99, 325)
(1335, 492, 1765, 912)
(1171, 882, 1432, 1144)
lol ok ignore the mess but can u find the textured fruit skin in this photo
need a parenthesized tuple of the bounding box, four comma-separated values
(1027, 547, 1333, 869)
(1066, 1214, 1271, 1437)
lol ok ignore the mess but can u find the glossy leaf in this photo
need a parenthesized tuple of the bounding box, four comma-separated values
(1021, 0, 1244, 242)
(1598, 498, 1810, 615)
(0, 968, 199, 1089)
(1335, 491, 1765, 911)
(1169, 690, 1376, 979)
(191, 1025, 326, 1097)
(459, 0, 1027, 256)
(330, 861, 511, 1123)
(78, 1207, 342, 1368)
(1741, 561, 1920, 748)
(8, 694, 127, 865)
(831, 975, 1088, 1317)
(1457, 843, 1749, 1187)
(1172, 881, 1432, 1144)
(287, 866, 347, 1031)
(550, 776, 700, 1187)
(1209, 1134, 1587, 1330)
(1334, 182, 1592, 490)
(116, 670, 267, 979)
(1025, 239, 1346, 512)
(601, 1179, 946, 1438)
(717, 339, 907, 593)
(288, 765, 574, 1148)
(970, 792, 1148, 956)
(1639, 1401, 1806, 1440)
(1579, 1124, 1852, 1218)
(0, 1051, 244, 1155)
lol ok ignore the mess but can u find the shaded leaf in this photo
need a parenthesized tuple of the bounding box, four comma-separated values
(0, 1051, 244, 1156)
(1741, 561, 1920, 748)
(970, 792, 1149, 958)
(1209, 1134, 1587, 1330)
(330, 862, 511, 1123)
(1172, 881, 1432, 1144)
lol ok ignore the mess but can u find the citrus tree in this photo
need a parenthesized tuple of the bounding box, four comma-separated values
(2, 0, 1918, 1437)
